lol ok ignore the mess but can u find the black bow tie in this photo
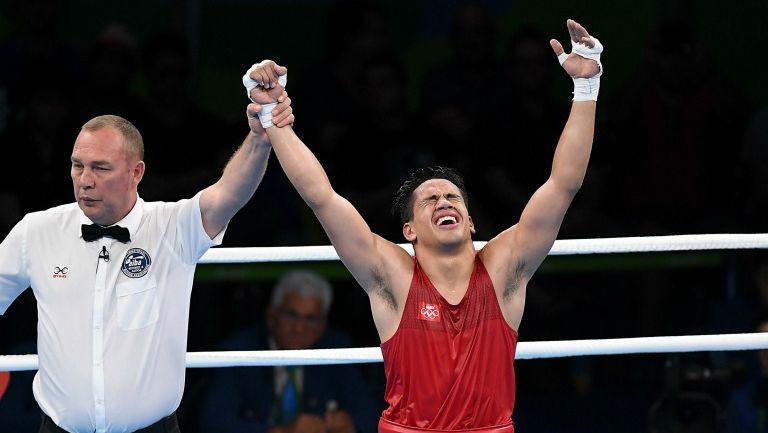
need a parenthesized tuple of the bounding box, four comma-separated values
(81, 224, 131, 243)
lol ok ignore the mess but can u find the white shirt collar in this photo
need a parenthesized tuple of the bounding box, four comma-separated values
(77, 195, 144, 240)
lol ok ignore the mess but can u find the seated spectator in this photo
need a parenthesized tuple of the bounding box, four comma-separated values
(199, 270, 380, 433)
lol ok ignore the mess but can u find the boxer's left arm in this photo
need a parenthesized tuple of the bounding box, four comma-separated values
(510, 19, 600, 269)
(484, 19, 601, 328)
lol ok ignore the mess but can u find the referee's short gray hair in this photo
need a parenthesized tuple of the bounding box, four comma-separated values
(82, 114, 144, 160)
(270, 270, 334, 314)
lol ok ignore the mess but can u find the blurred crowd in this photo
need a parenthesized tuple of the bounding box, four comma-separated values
(1, 0, 768, 432)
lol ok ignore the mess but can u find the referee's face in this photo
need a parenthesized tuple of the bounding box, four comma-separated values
(71, 127, 144, 226)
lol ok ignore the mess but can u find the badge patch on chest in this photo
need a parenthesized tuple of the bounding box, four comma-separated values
(121, 248, 152, 278)
(418, 302, 441, 322)
(52, 266, 68, 279)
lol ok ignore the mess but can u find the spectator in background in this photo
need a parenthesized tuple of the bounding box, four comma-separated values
(421, 0, 502, 177)
(698, 251, 768, 433)
(199, 270, 380, 433)
(1, 70, 81, 213)
(716, 317, 768, 433)
(328, 52, 433, 241)
(756, 319, 768, 433)
(0, 0, 81, 232)
(135, 30, 233, 203)
(0, 0, 82, 217)
(279, 0, 401, 247)
(0, 0, 83, 120)
(601, 14, 752, 235)
(478, 26, 574, 239)
(76, 23, 144, 122)
(297, 0, 394, 159)
(737, 105, 768, 232)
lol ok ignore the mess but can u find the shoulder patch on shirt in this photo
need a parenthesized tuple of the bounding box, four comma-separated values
(121, 248, 152, 278)
(418, 302, 441, 322)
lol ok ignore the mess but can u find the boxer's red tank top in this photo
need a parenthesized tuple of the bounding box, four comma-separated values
(379, 255, 518, 432)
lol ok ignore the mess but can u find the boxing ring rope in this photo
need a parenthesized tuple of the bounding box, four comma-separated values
(3, 233, 768, 372)
(3, 333, 768, 371)
(198, 233, 768, 263)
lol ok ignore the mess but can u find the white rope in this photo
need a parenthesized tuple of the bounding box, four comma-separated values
(5, 234, 767, 371)
(3, 333, 766, 371)
(199, 233, 768, 263)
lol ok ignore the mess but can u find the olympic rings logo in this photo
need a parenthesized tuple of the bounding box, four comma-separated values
(421, 307, 440, 319)
(419, 303, 441, 321)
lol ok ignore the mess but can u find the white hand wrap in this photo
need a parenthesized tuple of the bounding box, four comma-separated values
(558, 37, 603, 101)
(242, 60, 288, 128)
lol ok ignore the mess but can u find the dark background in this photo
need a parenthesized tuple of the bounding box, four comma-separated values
(1, 0, 768, 431)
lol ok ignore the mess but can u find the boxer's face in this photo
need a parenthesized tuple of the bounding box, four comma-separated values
(403, 178, 475, 247)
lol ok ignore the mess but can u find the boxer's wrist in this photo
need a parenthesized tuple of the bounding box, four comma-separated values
(559, 37, 603, 102)
(242, 60, 288, 128)
(257, 103, 278, 128)
(572, 76, 600, 101)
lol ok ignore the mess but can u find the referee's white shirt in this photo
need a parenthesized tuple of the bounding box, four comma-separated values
(0, 192, 224, 433)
